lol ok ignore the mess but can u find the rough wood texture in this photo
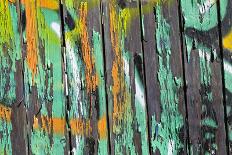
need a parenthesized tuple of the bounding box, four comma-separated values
(219, 0, 232, 153)
(101, 0, 149, 154)
(20, 0, 69, 154)
(141, 1, 188, 154)
(180, 0, 227, 154)
(0, 1, 28, 154)
(0, 0, 232, 154)
(62, 0, 109, 154)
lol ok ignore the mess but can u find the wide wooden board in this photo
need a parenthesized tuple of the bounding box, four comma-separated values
(20, 0, 69, 154)
(0, 0, 28, 154)
(101, 0, 150, 154)
(180, 0, 227, 154)
(62, 0, 109, 154)
(141, 1, 188, 154)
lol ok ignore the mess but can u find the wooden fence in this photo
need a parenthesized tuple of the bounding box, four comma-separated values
(0, 0, 232, 154)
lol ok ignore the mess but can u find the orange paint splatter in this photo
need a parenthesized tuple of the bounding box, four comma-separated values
(33, 115, 92, 135)
(0, 104, 101, 136)
(32, 114, 93, 136)
(25, 0, 38, 81)
(79, 2, 98, 93)
(70, 118, 92, 135)
(98, 115, 107, 139)
(0, 104, 11, 122)
(108, 1, 134, 134)
(109, 1, 126, 129)
(33, 115, 66, 135)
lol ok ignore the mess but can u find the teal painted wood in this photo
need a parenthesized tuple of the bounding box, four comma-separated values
(180, 0, 227, 154)
(141, 1, 188, 154)
(20, 1, 69, 154)
(62, 0, 109, 154)
(101, 0, 150, 154)
(0, 0, 28, 154)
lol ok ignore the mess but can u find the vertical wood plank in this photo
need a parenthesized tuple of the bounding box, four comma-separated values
(0, 0, 28, 154)
(180, 0, 227, 154)
(141, 1, 188, 154)
(62, 0, 109, 154)
(20, 0, 69, 154)
(219, 0, 232, 153)
(101, 0, 149, 154)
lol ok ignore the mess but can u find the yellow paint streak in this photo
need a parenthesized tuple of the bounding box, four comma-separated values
(25, 0, 38, 81)
(0, 104, 11, 122)
(223, 29, 232, 51)
(98, 115, 107, 139)
(114, 0, 173, 34)
(79, 2, 98, 93)
(0, 0, 14, 48)
(8, 0, 59, 10)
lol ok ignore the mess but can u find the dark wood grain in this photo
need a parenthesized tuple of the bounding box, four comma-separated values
(141, 1, 188, 154)
(180, 0, 227, 154)
(219, 0, 232, 153)
(62, 0, 110, 154)
(0, 1, 28, 154)
(101, 0, 150, 154)
(20, 1, 69, 154)
(0, 0, 232, 154)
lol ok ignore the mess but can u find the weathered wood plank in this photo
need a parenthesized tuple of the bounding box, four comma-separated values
(101, 0, 149, 154)
(180, 0, 227, 154)
(1, 0, 231, 154)
(0, 0, 28, 154)
(219, 0, 232, 153)
(62, 0, 109, 154)
(141, 1, 188, 154)
(20, 0, 69, 154)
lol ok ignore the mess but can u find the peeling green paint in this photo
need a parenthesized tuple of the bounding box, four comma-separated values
(31, 131, 66, 155)
(181, 0, 227, 31)
(184, 39, 219, 154)
(1, 0, 232, 154)
(150, 5, 184, 155)
(0, 2, 22, 153)
(108, 2, 150, 154)
(201, 118, 218, 128)
(182, 0, 220, 150)
(113, 37, 136, 154)
(0, 119, 12, 154)
(93, 30, 108, 155)
(22, 4, 67, 154)
(93, 31, 107, 118)
(0, 2, 21, 105)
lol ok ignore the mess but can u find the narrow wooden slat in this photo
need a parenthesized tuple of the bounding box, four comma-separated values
(101, 0, 149, 154)
(0, 0, 28, 154)
(180, 0, 227, 154)
(62, 0, 109, 154)
(141, 1, 188, 154)
(20, 1, 69, 154)
(219, 0, 232, 153)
